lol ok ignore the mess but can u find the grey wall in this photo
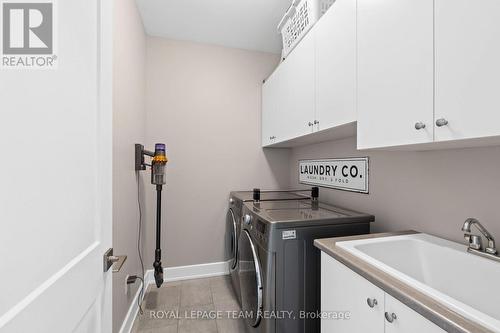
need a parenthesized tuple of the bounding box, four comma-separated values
(144, 37, 289, 267)
(289, 137, 500, 243)
(112, 0, 146, 331)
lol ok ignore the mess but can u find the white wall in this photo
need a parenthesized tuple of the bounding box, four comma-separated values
(144, 37, 289, 267)
(289, 137, 500, 243)
(112, 0, 146, 331)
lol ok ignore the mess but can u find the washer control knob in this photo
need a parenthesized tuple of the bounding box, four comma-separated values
(243, 214, 252, 225)
(229, 197, 234, 205)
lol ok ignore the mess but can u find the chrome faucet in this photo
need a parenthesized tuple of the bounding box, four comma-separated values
(462, 218, 500, 262)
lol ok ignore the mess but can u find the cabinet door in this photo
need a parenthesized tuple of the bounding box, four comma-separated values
(385, 294, 445, 333)
(435, 0, 500, 142)
(279, 31, 316, 141)
(321, 254, 385, 333)
(262, 63, 289, 146)
(262, 73, 279, 146)
(357, 0, 434, 149)
(315, 0, 356, 131)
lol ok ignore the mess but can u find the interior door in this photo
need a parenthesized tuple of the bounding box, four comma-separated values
(357, 0, 434, 149)
(0, 0, 113, 332)
(435, 0, 500, 142)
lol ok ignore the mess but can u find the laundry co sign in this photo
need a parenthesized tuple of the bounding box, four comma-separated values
(299, 157, 369, 194)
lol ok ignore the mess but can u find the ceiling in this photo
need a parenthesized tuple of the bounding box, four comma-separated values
(135, 0, 291, 54)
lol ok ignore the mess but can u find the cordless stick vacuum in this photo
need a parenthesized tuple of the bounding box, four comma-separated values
(135, 143, 168, 288)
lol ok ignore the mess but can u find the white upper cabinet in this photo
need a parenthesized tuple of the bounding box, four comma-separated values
(315, 0, 356, 131)
(357, 0, 434, 149)
(264, 0, 500, 149)
(279, 30, 316, 142)
(261, 30, 315, 147)
(262, 0, 357, 148)
(434, 0, 500, 143)
(262, 66, 284, 146)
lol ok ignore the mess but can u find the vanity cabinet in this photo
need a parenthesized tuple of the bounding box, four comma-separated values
(321, 253, 384, 333)
(321, 253, 445, 333)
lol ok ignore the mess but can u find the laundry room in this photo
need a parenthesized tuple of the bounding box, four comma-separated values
(1, 0, 500, 333)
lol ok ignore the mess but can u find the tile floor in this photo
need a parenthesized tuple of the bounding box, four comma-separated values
(131, 275, 247, 333)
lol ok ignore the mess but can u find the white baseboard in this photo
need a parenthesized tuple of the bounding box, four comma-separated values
(164, 260, 230, 282)
(118, 261, 230, 333)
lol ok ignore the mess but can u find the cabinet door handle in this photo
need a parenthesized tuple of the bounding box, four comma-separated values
(314, 120, 319, 125)
(308, 122, 313, 127)
(366, 298, 378, 308)
(414, 122, 426, 130)
(385, 312, 397, 323)
(435, 118, 449, 127)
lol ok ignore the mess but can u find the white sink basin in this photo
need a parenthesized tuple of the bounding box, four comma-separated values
(337, 233, 500, 332)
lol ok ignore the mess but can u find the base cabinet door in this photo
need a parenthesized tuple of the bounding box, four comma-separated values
(435, 0, 500, 142)
(321, 254, 385, 333)
(321, 253, 446, 333)
(384, 294, 445, 333)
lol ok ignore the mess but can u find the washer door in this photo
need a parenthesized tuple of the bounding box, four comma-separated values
(238, 229, 263, 327)
(226, 208, 238, 270)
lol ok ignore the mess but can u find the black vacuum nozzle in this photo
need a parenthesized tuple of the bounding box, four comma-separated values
(253, 188, 261, 202)
(154, 266, 164, 288)
(153, 249, 164, 288)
